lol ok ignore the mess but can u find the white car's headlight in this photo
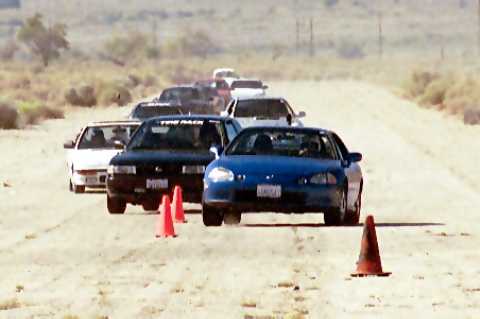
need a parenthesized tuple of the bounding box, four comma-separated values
(310, 172, 337, 185)
(208, 167, 234, 182)
(107, 165, 136, 175)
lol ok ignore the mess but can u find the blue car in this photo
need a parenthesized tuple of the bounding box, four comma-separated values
(202, 126, 363, 226)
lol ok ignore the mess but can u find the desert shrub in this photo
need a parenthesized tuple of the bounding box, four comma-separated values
(22, 105, 64, 125)
(97, 82, 132, 106)
(0, 101, 19, 129)
(418, 75, 452, 106)
(103, 32, 158, 65)
(403, 70, 439, 98)
(464, 108, 480, 125)
(336, 40, 365, 60)
(17, 14, 69, 66)
(0, 39, 19, 60)
(164, 30, 220, 59)
(324, 0, 339, 8)
(65, 85, 97, 107)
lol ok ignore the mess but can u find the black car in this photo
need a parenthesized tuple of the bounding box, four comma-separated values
(128, 101, 183, 120)
(106, 115, 242, 214)
(155, 85, 223, 115)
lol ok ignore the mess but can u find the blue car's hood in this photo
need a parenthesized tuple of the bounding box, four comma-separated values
(215, 155, 340, 176)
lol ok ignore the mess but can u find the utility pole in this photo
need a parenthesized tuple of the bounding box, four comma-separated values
(295, 18, 300, 54)
(378, 11, 383, 59)
(478, 0, 480, 56)
(309, 18, 314, 57)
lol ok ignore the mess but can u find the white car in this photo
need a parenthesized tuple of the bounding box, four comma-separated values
(230, 79, 268, 99)
(212, 67, 240, 86)
(222, 97, 305, 128)
(64, 121, 140, 193)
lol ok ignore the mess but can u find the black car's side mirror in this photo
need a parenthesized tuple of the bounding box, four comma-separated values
(262, 85, 269, 90)
(63, 140, 75, 149)
(114, 140, 126, 150)
(286, 114, 293, 126)
(346, 152, 362, 163)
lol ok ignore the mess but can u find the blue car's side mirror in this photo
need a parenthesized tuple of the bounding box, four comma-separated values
(209, 145, 223, 159)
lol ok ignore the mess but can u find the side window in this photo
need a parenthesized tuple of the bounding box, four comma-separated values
(320, 135, 338, 159)
(224, 121, 238, 142)
(331, 133, 349, 160)
(226, 100, 235, 115)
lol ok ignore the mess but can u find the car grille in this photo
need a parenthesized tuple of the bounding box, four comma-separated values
(234, 190, 306, 204)
(136, 164, 182, 175)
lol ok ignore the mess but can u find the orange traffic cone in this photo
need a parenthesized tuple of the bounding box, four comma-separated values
(351, 215, 390, 277)
(155, 195, 176, 238)
(172, 185, 186, 223)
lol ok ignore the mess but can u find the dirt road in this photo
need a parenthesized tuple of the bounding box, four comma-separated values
(1, 81, 479, 318)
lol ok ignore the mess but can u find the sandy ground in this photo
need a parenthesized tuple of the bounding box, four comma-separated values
(0, 81, 479, 319)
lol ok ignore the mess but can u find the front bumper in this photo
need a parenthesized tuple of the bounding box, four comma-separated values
(203, 181, 343, 213)
(106, 173, 203, 204)
(72, 170, 107, 188)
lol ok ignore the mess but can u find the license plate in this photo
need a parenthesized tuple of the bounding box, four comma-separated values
(146, 178, 168, 189)
(257, 184, 282, 198)
(182, 165, 205, 174)
(85, 177, 97, 184)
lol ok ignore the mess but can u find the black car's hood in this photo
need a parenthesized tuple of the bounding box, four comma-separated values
(110, 150, 215, 165)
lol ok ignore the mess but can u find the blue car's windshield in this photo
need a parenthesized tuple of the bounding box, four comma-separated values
(226, 129, 337, 159)
(128, 119, 225, 153)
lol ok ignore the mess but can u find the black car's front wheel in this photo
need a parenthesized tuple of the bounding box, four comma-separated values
(107, 196, 126, 215)
(142, 198, 160, 212)
(324, 187, 347, 226)
(202, 205, 223, 226)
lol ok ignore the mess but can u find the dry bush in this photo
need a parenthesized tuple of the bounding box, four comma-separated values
(403, 70, 439, 98)
(23, 106, 64, 125)
(0, 298, 21, 310)
(163, 30, 221, 59)
(418, 75, 452, 106)
(0, 40, 19, 60)
(97, 82, 132, 106)
(65, 85, 97, 107)
(336, 40, 365, 60)
(464, 108, 480, 125)
(0, 101, 19, 129)
(103, 32, 158, 65)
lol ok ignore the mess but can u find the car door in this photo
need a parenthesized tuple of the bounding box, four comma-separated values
(330, 133, 362, 209)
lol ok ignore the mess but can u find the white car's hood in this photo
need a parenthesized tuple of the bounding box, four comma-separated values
(230, 88, 266, 99)
(68, 149, 121, 170)
(236, 117, 304, 128)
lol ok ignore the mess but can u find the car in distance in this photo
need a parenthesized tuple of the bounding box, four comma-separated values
(64, 121, 140, 193)
(212, 67, 240, 86)
(222, 97, 305, 128)
(155, 85, 221, 114)
(128, 101, 183, 120)
(106, 115, 242, 214)
(202, 126, 363, 226)
(229, 79, 268, 99)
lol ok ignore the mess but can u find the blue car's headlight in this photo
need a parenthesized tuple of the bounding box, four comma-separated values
(309, 172, 337, 185)
(208, 167, 234, 182)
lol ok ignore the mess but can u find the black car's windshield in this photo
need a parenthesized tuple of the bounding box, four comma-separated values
(231, 80, 263, 89)
(159, 88, 200, 103)
(234, 99, 289, 119)
(128, 119, 225, 153)
(131, 104, 182, 120)
(226, 129, 337, 159)
(78, 125, 139, 149)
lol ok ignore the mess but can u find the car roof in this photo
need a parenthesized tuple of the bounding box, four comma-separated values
(87, 120, 141, 127)
(163, 85, 197, 89)
(234, 96, 285, 101)
(136, 101, 179, 108)
(214, 68, 235, 72)
(144, 114, 229, 123)
(238, 125, 330, 135)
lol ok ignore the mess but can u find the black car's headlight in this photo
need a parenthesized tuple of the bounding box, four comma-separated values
(306, 172, 337, 185)
(208, 167, 234, 182)
(107, 165, 136, 175)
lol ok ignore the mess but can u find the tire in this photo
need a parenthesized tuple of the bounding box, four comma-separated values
(223, 210, 241, 225)
(73, 183, 85, 194)
(345, 187, 362, 225)
(324, 187, 347, 226)
(202, 205, 223, 226)
(107, 196, 126, 215)
(142, 198, 160, 212)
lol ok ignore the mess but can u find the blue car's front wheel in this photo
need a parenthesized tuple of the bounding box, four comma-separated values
(324, 188, 347, 226)
(202, 205, 223, 227)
